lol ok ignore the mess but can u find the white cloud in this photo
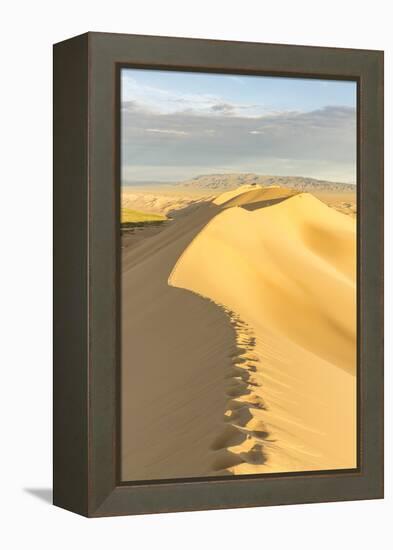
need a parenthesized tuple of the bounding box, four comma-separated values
(121, 102, 356, 183)
(146, 128, 188, 136)
(121, 75, 276, 118)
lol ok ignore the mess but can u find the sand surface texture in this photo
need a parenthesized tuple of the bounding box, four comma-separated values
(122, 185, 356, 480)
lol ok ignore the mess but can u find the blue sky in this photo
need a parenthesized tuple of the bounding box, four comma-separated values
(121, 68, 357, 183)
(122, 69, 356, 114)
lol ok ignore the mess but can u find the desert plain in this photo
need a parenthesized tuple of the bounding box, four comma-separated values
(120, 175, 357, 481)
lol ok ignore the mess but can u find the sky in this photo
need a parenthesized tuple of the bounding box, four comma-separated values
(121, 68, 357, 184)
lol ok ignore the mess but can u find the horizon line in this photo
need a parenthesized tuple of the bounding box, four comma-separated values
(121, 172, 356, 186)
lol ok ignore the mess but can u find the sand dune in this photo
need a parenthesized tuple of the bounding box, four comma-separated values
(121, 183, 355, 218)
(169, 191, 356, 474)
(121, 187, 213, 217)
(121, 201, 237, 480)
(121, 186, 356, 480)
(214, 184, 297, 208)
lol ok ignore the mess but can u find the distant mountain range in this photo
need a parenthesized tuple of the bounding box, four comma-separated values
(177, 173, 355, 192)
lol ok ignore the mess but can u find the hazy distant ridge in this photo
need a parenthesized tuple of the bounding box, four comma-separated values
(177, 173, 355, 192)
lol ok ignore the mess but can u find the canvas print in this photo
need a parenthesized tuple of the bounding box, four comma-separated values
(120, 69, 357, 482)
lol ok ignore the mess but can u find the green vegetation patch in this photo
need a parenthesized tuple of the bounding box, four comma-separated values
(121, 208, 167, 227)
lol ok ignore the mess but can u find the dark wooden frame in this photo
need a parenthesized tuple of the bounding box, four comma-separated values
(53, 32, 384, 517)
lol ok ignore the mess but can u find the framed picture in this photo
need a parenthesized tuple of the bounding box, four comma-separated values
(53, 32, 384, 517)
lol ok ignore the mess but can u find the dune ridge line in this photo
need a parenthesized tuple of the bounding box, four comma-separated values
(121, 183, 356, 479)
(168, 188, 356, 474)
(166, 275, 272, 474)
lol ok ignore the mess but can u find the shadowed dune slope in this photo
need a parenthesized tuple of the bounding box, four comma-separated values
(169, 193, 357, 473)
(213, 184, 296, 208)
(121, 201, 244, 481)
